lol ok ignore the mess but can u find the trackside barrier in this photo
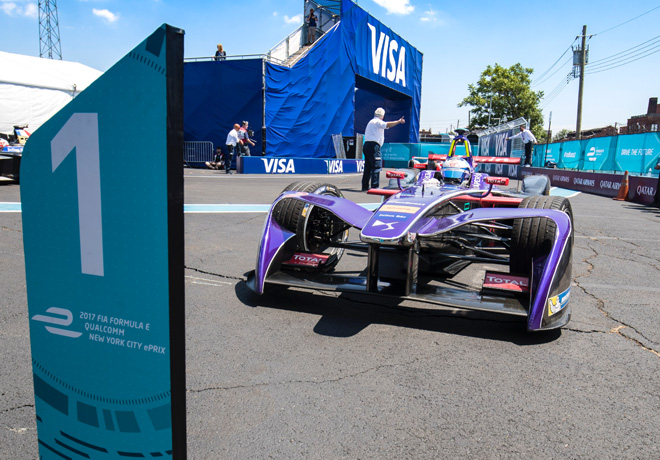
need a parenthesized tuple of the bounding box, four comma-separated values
(533, 132, 660, 175)
(238, 157, 365, 174)
(184, 141, 214, 165)
(521, 167, 657, 205)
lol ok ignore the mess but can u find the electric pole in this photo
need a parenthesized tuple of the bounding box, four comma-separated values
(39, 0, 62, 60)
(575, 25, 587, 140)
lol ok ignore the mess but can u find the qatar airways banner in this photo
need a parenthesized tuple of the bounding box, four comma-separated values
(521, 168, 657, 204)
(341, 0, 423, 99)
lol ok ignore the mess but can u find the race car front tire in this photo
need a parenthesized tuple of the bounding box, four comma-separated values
(273, 182, 348, 271)
(510, 195, 574, 275)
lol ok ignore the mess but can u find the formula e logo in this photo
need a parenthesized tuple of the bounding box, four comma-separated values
(367, 23, 406, 87)
(31, 307, 82, 338)
(326, 160, 344, 174)
(262, 158, 295, 174)
(373, 220, 396, 231)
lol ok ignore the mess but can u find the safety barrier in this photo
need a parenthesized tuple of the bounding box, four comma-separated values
(533, 132, 660, 175)
(183, 141, 214, 165)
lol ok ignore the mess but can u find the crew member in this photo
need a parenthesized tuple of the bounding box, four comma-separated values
(362, 107, 405, 191)
(507, 125, 537, 166)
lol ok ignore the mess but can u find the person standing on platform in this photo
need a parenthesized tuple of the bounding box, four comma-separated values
(306, 8, 317, 45)
(238, 121, 256, 156)
(214, 44, 226, 61)
(224, 124, 240, 174)
(362, 107, 405, 191)
(507, 125, 537, 166)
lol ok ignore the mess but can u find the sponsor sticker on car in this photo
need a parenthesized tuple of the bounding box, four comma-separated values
(483, 271, 529, 293)
(283, 253, 330, 268)
(548, 287, 570, 316)
(379, 204, 421, 214)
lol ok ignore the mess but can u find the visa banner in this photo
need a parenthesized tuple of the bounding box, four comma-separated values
(341, 0, 423, 99)
(240, 157, 365, 174)
(20, 25, 186, 459)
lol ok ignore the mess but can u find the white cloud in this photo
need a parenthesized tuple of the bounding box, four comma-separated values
(420, 8, 445, 25)
(23, 2, 36, 18)
(420, 9, 435, 22)
(283, 14, 302, 25)
(372, 0, 414, 15)
(1, 2, 17, 16)
(1, 1, 38, 18)
(92, 8, 119, 23)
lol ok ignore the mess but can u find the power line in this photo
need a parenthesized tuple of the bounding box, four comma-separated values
(588, 33, 660, 66)
(531, 41, 576, 86)
(539, 72, 574, 110)
(585, 44, 660, 74)
(532, 55, 573, 88)
(592, 4, 660, 36)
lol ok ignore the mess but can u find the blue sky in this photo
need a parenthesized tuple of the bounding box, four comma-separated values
(2, 0, 659, 133)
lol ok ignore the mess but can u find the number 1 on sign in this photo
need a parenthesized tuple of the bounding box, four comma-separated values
(51, 113, 104, 277)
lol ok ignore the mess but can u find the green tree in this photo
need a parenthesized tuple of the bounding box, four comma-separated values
(553, 129, 570, 141)
(459, 63, 544, 138)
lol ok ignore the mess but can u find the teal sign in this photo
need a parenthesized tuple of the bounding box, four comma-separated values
(21, 25, 186, 458)
(559, 140, 581, 169)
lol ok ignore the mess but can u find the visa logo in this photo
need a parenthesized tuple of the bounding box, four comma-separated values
(367, 23, 406, 87)
(326, 160, 344, 174)
(262, 158, 295, 174)
(357, 160, 365, 173)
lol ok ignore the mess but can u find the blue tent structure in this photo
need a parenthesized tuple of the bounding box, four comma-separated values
(183, 0, 423, 159)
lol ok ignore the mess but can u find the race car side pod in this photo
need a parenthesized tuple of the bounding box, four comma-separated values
(251, 191, 373, 294)
(412, 207, 572, 331)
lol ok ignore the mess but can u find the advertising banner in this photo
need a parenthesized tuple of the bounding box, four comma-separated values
(615, 132, 660, 174)
(240, 157, 365, 174)
(583, 136, 615, 171)
(558, 140, 582, 169)
(20, 25, 186, 459)
(477, 129, 516, 157)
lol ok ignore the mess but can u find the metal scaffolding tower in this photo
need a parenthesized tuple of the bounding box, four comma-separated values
(39, 0, 62, 60)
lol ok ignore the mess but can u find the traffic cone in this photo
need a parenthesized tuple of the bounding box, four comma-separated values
(613, 170, 629, 201)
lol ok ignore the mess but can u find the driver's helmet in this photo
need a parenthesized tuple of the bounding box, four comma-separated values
(441, 158, 471, 185)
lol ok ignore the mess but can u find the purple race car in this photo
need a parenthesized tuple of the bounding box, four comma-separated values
(247, 143, 573, 332)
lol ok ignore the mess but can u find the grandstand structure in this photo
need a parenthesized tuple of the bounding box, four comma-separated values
(183, 0, 423, 158)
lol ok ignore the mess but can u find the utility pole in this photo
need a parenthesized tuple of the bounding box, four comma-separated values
(545, 111, 552, 166)
(575, 25, 587, 140)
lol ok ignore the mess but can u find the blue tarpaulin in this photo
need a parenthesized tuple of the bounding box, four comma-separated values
(265, 23, 354, 158)
(184, 59, 263, 155)
(264, 0, 423, 158)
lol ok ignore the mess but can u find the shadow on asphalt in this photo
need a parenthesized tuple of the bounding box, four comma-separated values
(235, 279, 561, 346)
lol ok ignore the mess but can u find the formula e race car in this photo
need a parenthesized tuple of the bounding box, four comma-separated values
(247, 137, 573, 332)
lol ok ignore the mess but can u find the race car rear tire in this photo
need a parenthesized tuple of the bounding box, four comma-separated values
(273, 182, 348, 271)
(510, 195, 573, 275)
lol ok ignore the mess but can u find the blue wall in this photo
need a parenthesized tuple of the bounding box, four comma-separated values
(184, 59, 264, 155)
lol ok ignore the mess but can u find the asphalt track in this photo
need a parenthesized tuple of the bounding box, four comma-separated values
(2, 169, 660, 459)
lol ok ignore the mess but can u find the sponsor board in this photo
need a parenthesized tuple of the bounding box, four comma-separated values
(240, 157, 365, 174)
(522, 167, 657, 204)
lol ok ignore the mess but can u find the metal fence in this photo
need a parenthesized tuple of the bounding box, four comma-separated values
(183, 141, 214, 164)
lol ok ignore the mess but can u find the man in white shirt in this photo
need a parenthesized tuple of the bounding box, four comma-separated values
(224, 124, 241, 174)
(362, 107, 405, 190)
(507, 125, 537, 166)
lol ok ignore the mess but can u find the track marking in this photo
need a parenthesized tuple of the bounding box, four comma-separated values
(550, 187, 581, 198)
